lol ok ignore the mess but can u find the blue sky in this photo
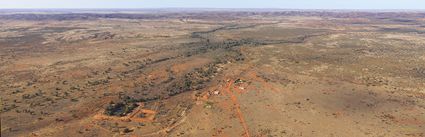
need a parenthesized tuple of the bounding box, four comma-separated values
(0, 0, 424, 9)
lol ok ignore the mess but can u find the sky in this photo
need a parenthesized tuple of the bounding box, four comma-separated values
(0, 0, 424, 9)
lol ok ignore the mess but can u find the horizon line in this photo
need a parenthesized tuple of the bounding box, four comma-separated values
(1, 8, 424, 11)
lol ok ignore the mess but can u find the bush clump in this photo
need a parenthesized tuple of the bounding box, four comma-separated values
(104, 101, 138, 116)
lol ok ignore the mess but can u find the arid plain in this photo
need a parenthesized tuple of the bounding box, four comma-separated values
(1, 10, 425, 137)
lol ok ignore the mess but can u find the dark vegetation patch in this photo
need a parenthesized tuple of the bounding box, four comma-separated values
(167, 62, 220, 97)
(2, 33, 44, 47)
(87, 79, 109, 86)
(104, 96, 139, 116)
(42, 27, 86, 33)
(1, 26, 83, 50)
(89, 32, 117, 40)
(391, 18, 416, 23)
(5, 27, 31, 32)
(412, 67, 425, 78)
(120, 56, 178, 75)
(379, 28, 425, 34)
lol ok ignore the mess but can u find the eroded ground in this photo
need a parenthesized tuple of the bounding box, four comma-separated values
(1, 11, 425, 137)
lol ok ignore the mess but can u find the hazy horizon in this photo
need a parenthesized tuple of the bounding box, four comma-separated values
(1, 0, 424, 10)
